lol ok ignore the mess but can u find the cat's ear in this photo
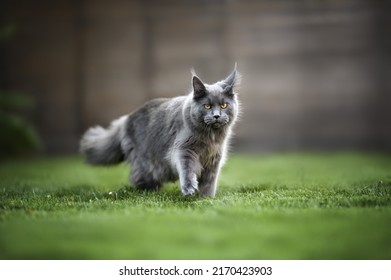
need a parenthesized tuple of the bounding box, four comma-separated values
(221, 63, 241, 96)
(223, 63, 240, 88)
(192, 75, 206, 99)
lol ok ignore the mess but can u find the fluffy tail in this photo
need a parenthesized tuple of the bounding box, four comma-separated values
(79, 116, 127, 165)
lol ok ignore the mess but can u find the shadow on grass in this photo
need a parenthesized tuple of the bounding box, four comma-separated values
(0, 182, 213, 216)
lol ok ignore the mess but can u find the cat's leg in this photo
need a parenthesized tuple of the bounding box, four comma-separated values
(198, 155, 222, 197)
(130, 163, 161, 191)
(174, 150, 201, 196)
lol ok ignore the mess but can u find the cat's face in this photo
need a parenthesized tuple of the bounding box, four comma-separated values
(190, 68, 239, 130)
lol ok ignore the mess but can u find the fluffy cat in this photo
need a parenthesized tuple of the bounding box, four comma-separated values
(80, 66, 240, 197)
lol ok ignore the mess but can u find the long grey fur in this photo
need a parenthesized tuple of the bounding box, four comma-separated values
(80, 66, 240, 197)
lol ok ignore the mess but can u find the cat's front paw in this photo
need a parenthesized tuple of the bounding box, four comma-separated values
(181, 186, 198, 196)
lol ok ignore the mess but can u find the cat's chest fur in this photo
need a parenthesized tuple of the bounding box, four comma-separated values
(198, 133, 224, 164)
(184, 130, 226, 167)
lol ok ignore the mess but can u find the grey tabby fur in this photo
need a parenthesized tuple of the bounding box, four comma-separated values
(80, 66, 240, 197)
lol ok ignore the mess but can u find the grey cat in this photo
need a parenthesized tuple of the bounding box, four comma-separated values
(80, 66, 240, 197)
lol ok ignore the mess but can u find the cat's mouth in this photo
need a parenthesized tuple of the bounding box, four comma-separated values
(204, 117, 228, 129)
(212, 122, 223, 128)
(207, 120, 226, 129)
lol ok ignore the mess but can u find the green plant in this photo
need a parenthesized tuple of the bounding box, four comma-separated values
(0, 24, 41, 157)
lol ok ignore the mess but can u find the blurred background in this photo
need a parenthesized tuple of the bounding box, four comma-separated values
(1, 0, 390, 156)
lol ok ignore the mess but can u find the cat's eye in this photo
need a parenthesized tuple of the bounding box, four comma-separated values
(220, 103, 228, 109)
(204, 104, 211, 110)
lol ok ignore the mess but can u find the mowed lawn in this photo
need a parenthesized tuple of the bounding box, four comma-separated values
(0, 153, 390, 259)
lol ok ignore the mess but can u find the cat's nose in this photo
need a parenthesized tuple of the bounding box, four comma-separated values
(213, 114, 220, 119)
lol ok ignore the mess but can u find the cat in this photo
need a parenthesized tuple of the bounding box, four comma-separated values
(80, 65, 240, 197)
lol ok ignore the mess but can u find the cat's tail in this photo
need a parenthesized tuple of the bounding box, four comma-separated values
(79, 116, 127, 165)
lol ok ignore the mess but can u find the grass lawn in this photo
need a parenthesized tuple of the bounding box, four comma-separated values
(0, 153, 390, 259)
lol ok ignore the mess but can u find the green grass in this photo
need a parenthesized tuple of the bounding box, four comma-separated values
(0, 153, 390, 259)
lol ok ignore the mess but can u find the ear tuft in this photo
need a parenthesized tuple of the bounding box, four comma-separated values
(190, 67, 197, 77)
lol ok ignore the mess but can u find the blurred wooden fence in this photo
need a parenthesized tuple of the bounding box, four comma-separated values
(1, 0, 390, 153)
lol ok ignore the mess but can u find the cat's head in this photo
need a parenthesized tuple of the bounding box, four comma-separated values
(189, 65, 240, 130)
